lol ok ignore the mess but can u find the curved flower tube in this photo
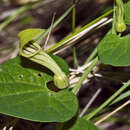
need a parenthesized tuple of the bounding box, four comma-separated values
(20, 41, 69, 89)
(18, 28, 69, 89)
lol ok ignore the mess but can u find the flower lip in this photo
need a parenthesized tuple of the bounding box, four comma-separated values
(20, 41, 41, 58)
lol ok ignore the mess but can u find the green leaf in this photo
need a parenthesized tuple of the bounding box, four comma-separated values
(124, 1, 130, 24)
(63, 117, 99, 130)
(0, 56, 78, 122)
(110, 90, 130, 105)
(97, 34, 130, 66)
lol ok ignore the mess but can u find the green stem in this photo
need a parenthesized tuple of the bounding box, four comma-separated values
(35, 4, 75, 43)
(73, 47, 78, 68)
(72, 4, 77, 69)
(0, 3, 39, 31)
(84, 47, 97, 65)
(72, 57, 99, 94)
(84, 80, 130, 120)
(72, 4, 76, 33)
(112, 1, 117, 34)
(45, 9, 113, 53)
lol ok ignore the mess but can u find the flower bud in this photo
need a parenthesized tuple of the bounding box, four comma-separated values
(115, 21, 126, 32)
(54, 73, 69, 89)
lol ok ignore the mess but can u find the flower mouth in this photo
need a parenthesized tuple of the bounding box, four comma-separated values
(21, 41, 41, 58)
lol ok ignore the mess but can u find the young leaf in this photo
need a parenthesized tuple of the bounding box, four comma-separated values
(0, 56, 78, 122)
(98, 34, 130, 66)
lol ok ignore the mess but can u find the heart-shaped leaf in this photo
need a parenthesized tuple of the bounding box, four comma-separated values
(0, 56, 78, 122)
(98, 34, 130, 66)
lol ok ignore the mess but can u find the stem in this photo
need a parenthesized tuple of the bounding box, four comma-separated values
(72, 57, 99, 94)
(72, 3, 76, 67)
(54, 18, 112, 55)
(84, 47, 97, 65)
(73, 47, 78, 68)
(84, 80, 130, 120)
(72, 4, 76, 33)
(0, 2, 41, 31)
(35, 4, 75, 43)
(112, 1, 117, 34)
(45, 9, 113, 53)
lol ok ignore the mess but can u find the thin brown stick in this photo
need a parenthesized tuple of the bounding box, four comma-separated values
(80, 88, 102, 117)
(95, 99, 130, 126)
(43, 12, 56, 50)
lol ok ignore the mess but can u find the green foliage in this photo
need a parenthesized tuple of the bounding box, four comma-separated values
(98, 34, 130, 66)
(0, 56, 78, 122)
(98, 1, 130, 66)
